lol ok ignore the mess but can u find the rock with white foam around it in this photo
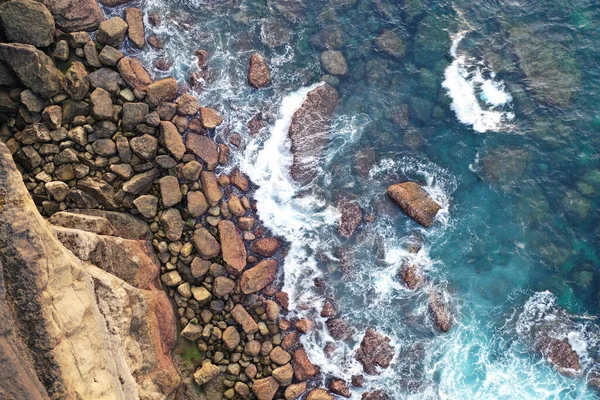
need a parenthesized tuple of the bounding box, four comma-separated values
(386, 182, 441, 228)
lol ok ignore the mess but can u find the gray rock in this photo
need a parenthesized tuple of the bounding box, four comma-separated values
(160, 208, 183, 241)
(77, 177, 117, 209)
(122, 169, 160, 194)
(64, 61, 89, 101)
(45, 0, 104, 32)
(98, 45, 124, 66)
(84, 40, 101, 68)
(320, 50, 348, 75)
(20, 90, 45, 113)
(0, 0, 55, 48)
(53, 40, 69, 61)
(92, 139, 116, 157)
(133, 194, 158, 218)
(122, 102, 149, 131)
(130, 134, 157, 160)
(88, 68, 123, 94)
(116, 136, 132, 163)
(45, 181, 69, 201)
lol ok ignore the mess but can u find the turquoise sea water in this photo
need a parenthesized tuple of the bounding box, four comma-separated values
(130, 0, 600, 398)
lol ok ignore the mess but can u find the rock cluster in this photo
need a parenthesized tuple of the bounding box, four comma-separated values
(0, 1, 335, 398)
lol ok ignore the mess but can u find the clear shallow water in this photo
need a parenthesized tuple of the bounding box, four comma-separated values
(130, 0, 600, 398)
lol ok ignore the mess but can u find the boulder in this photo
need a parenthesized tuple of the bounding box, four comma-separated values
(187, 191, 209, 218)
(49, 212, 117, 236)
(192, 228, 221, 259)
(386, 182, 441, 228)
(199, 107, 224, 129)
(293, 348, 319, 381)
(122, 169, 160, 195)
(0, 43, 65, 98)
(97, 17, 128, 47)
(428, 292, 452, 332)
(337, 198, 362, 238)
(125, 7, 145, 48)
(285, 382, 307, 400)
(90, 88, 113, 120)
(77, 177, 117, 209)
(159, 176, 182, 207)
(160, 121, 185, 160)
(147, 78, 178, 105)
(186, 132, 219, 170)
(248, 53, 271, 88)
(130, 134, 158, 160)
(272, 363, 294, 385)
(99, 45, 124, 66)
(201, 171, 223, 206)
(320, 50, 348, 75)
(193, 362, 221, 386)
(289, 84, 339, 184)
(222, 326, 240, 350)
(45, 0, 104, 32)
(328, 380, 350, 398)
(253, 377, 279, 400)
(89, 67, 123, 94)
(230, 168, 249, 191)
(251, 237, 280, 257)
(240, 260, 277, 294)
(320, 298, 337, 318)
(160, 208, 183, 241)
(133, 194, 158, 218)
(65, 61, 90, 101)
(0, 0, 55, 48)
(118, 57, 153, 93)
(177, 93, 201, 115)
(306, 388, 334, 400)
(355, 329, 394, 375)
(270, 346, 291, 365)
(398, 261, 424, 290)
(218, 220, 247, 275)
(231, 304, 258, 334)
(213, 276, 235, 297)
(362, 391, 391, 400)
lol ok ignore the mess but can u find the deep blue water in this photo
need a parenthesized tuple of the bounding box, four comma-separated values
(128, 0, 600, 398)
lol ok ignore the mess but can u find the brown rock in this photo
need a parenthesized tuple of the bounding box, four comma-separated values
(306, 388, 334, 400)
(213, 276, 235, 297)
(187, 191, 209, 218)
(289, 84, 339, 185)
(117, 57, 153, 93)
(295, 318, 314, 334)
(177, 93, 201, 116)
(160, 121, 185, 160)
(248, 53, 271, 88)
(362, 391, 391, 400)
(386, 182, 441, 228)
(265, 299, 280, 321)
(222, 326, 240, 351)
(399, 261, 424, 290)
(282, 332, 299, 350)
(292, 348, 319, 381)
(218, 220, 247, 275)
(186, 132, 219, 170)
(231, 304, 258, 334)
(285, 382, 307, 400)
(97, 17, 128, 47)
(355, 329, 394, 375)
(320, 298, 337, 318)
(230, 168, 249, 191)
(191, 286, 211, 304)
(270, 346, 291, 365)
(329, 380, 350, 398)
(351, 375, 364, 387)
(239, 260, 277, 294)
(253, 377, 279, 400)
(538, 337, 581, 376)
(147, 77, 178, 105)
(199, 107, 223, 129)
(64, 61, 89, 101)
(201, 171, 223, 206)
(191, 228, 221, 259)
(193, 362, 221, 385)
(337, 198, 362, 238)
(227, 195, 245, 217)
(251, 237, 280, 257)
(159, 176, 182, 207)
(272, 363, 294, 385)
(244, 340, 261, 357)
(275, 291, 289, 310)
(125, 8, 145, 48)
(190, 257, 210, 278)
(46, 0, 104, 32)
(160, 208, 183, 241)
(428, 291, 452, 332)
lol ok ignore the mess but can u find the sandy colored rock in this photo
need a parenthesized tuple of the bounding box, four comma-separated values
(97, 17, 128, 47)
(177, 93, 201, 115)
(125, 7, 145, 48)
(231, 304, 258, 334)
(190, 257, 210, 278)
(230, 168, 249, 191)
(194, 362, 221, 385)
(213, 276, 235, 297)
(49, 212, 117, 236)
(159, 176, 182, 207)
(160, 208, 183, 241)
(273, 363, 294, 385)
(133, 194, 158, 218)
(122, 169, 160, 195)
(199, 107, 223, 129)
(161, 270, 182, 287)
(222, 326, 240, 351)
(386, 182, 441, 228)
(181, 320, 203, 341)
(295, 318, 314, 334)
(187, 191, 209, 217)
(147, 77, 178, 105)
(201, 171, 223, 206)
(329, 379, 351, 398)
(253, 376, 279, 400)
(251, 237, 280, 257)
(118, 57, 153, 93)
(218, 220, 247, 274)
(248, 52, 271, 88)
(186, 132, 219, 170)
(192, 227, 221, 259)
(265, 299, 280, 321)
(240, 259, 277, 294)
(293, 348, 319, 381)
(285, 382, 307, 400)
(307, 388, 334, 400)
(270, 346, 291, 365)
(191, 286, 212, 304)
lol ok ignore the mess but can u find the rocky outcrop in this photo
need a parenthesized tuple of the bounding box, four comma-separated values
(387, 182, 441, 228)
(288, 84, 340, 185)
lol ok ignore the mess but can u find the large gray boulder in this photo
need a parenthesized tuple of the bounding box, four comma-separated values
(0, 43, 65, 98)
(0, 0, 55, 48)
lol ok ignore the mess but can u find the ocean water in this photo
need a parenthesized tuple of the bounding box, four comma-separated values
(129, 0, 600, 398)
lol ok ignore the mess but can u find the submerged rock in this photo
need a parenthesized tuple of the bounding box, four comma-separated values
(321, 50, 348, 76)
(387, 182, 441, 228)
(289, 84, 340, 185)
(375, 30, 405, 58)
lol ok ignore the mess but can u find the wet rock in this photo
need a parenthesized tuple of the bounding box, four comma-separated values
(362, 391, 391, 400)
(118, 57, 153, 94)
(387, 182, 441, 228)
(45, 0, 104, 32)
(428, 291, 452, 332)
(337, 198, 362, 238)
(201, 171, 223, 206)
(285, 382, 307, 400)
(199, 107, 223, 129)
(218, 220, 247, 275)
(122, 169, 160, 195)
(97, 17, 128, 47)
(327, 317, 353, 341)
(329, 379, 350, 398)
(253, 376, 279, 400)
(375, 30, 405, 58)
(248, 53, 271, 88)
(194, 361, 221, 386)
(0, 43, 65, 98)
(355, 329, 394, 375)
(177, 93, 201, 116)
(306, 388, 334, 400)
(267, 0, 305, 23)
(231, 304, 258, 334)
(320, 50, 348, 76)
(159, 176, 182, 207)
(480, 147, 529, 188)
(160, 208, 183, 241)
(230, 168, 249, 191)
(320, 298, 337, 318)
(0, 0, 55, 48)
(251, 237, 280, 257)
(125, 7, 145, 48)
(240, 259, 277, 294)
(310, 26, 344, 50)
(147, 77, 178, 106)
(192, 228, 221, 259)
(261, 19, 292, 47)
(398, 261, 424, 290)
(293, 348, 319, 381)
(288, 84, 339, 184)
(186, 132, 219, 170)
(538, 337, 580, 376)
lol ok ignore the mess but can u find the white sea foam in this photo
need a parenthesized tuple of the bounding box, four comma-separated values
(442, 31, 515, 133)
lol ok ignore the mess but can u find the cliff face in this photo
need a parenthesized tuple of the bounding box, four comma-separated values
(0, 141, 179, 399)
